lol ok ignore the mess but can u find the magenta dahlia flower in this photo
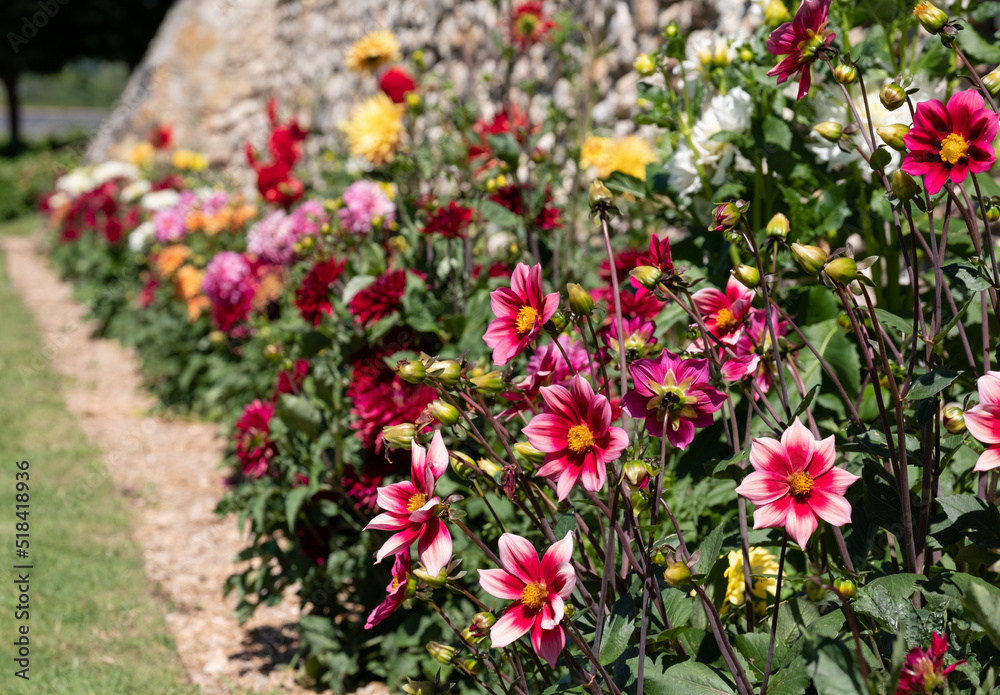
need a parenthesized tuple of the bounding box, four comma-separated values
(479, 533, 576, 668)
(522, 375, 629, 500)
(339, 180, 396, 235)
(960, 371, 1000, 472)
(735, 418, 858, 548)
(234, 399, 277, 478)
(514, 335, 589, 398)
(202, 251, 255, 331)
(484, 263, 560, 365)
(601, 316, 657, 360)
(364, 430, 452, 577)
(901, 89, 999, 196)
(365, 551, 411, 630)
(719, 307, 789, 394)
(897, 632, 964, 694)
(622, 349, 726, 448)
(692, 275, 754, 346)
(766, 0, 835, 100)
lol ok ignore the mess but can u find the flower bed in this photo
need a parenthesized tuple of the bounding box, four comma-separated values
(41, 2, 1000, 693)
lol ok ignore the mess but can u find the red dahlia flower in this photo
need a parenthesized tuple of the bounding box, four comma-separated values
(484, 263, 560, 365)
(234, 399, 277, 478)
(478, 533, 576, 667)
(766, 0, 836, 99)
(274, 359, 309, 398)
(295, 257, 345, 326)
(380, 66, 417, 104)
(511, 1, 556, 50)
(636, 234, 675, 275)
(960, 370, 1000, 472)
(147, 123, 173, 150)
(897, 631, 965, 694)
(365, 551, 412, 629)
(691, 275, 754, 346)
(422, 201, 474, 238)
(349, 270, 407, 326)
(364, 431, 452, 577)
(735, 418, 858, 548)
(901, 89, 999, 196)
(523, 375, 629, 500)
(622, 349, 726, 448)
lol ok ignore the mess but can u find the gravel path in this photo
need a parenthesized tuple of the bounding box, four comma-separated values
(2, 234, 386, 695)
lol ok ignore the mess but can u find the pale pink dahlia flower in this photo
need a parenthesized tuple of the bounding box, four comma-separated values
(961, 371, 1000, 472)
(339, 180, 396, 234)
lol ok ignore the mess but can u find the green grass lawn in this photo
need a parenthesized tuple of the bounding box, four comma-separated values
(0, 239, 199, 693)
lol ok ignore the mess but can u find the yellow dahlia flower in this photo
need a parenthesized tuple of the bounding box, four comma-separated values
(345, 30, 401, 72)
(580, 134, 657, 181)
(723, 547, 780, 613)
(341, 93, 405, 166)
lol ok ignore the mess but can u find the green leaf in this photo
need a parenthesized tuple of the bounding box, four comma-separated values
(710, 130, 755, 149)
(695, 521, 725, 577)
(905, 370, 961, 401)
(853, 574, 922, 631)
(798, 319, 862, 398)
(479, 199, 523, 227)
(935, 494, 1000, 548)
(873, 308, 913, 335)
(599, 593, 637, 665)
(735, 632, 786, 678)
(709, 449, 747, 482)
(944, 261, 993, 292)
(341, 275, 376, 305)
(604, 171, 648, 199)
(958, 27, 1000, 64)
(869, 146, 891, 172)
(763, 115, 792, 151)
(962, 580, 1000, 650)
(651, 660, 737, 694)
(285, 486, 310, 532)
(275, 394, 322, 436)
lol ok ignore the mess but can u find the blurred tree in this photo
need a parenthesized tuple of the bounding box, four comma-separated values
(1, 0, 176, 154)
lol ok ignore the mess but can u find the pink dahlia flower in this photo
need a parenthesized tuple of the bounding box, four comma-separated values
(622, 349, 726, 448)
(691, 275, 754, 346)
(601, 316, 657, 361)
(896, 631, 964, 694)
(901, 89, 999, 196)
(514, 335, 589, 398)
(960, 371, 1000, 472)
(364, 430, 452, 577)
(523, 375, 629, 500)
(339, 180, 396, 235)
(365, 551, 411, 630)
(735, 418, 858, 548)
(719, 307, 789, 394)
(234, 399, 276, 478)
(766, 0, 835, 100)
(484, 263, 560, 366)
(202, 251, 255, 331)
(479, 533, 576, 668)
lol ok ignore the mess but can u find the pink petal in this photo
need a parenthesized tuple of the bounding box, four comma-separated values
(523, 413, 572, 453)
(666, 417, 696, 450)
(408, 497, 442, 523)
(580, 455, 607, 492)
(601, 426, 630, 462)
(914, 98, 951, 136)
(628, 358, 665, 397)
(490, 287, 522, 319)
(540, 292, 561, 323)
(376, 481, 418, 514)
(795, 66, 812, 100)
(538, 383, 577, 419)
(531, 623, 565, 668)
(510, 263, 530, 300)
(781, 418, 816, 468)
(691, 288, 729, 316)
(979, 372, 1000, 407)
(541, 532, 574, 571)
(410, 440, 431, 495)
(806, 434, 837, 478)
(374, 526, 421, 562)
(751, 495, 792, 531)
(490, 604, 534, 649)
(365, 511, 410, 532)
(587, 395, 612, 437)
(815, 465, 860, 497)
(425, 430, 449, 481)
(973, 444, 1000, 472)
(499, 533, 542, 584)
(784, 499, 819, 548)
(948, 89, 985, 139)
(809, 487, 853, 527)
(541, 594, 564, 630)
(749, 436, 794, 477)
(964, 404, 1000, 444)
(555, 467, 579, 501)
(479, 568, 525, 600)
(735, 470, 790, 505)
(417, 518, 452, 577)
(548, 563, 578, 599)
(766, 23, 797, 55)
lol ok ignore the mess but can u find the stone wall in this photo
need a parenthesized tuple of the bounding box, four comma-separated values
(88, 0, 733, 177)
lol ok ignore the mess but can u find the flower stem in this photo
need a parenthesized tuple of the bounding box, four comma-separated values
(760, 532, 788, 694)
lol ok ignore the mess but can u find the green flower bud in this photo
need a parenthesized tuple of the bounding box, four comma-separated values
(588, 180, 614, 210)
(461, 627, 482, 644)
(791, 242, 827, 275)
(732, 264, 761, 289)
(663, 22, 679, 38)
(891, 170, 921, 202)
(395, 359, 427, 384)
(462, 657, 485, 675)
(663, 561, 692, 588)
(913, 1, 949, 34)
(805, 579, 826, 602)
(823, 257, 859, 284)
(426, 642, 456, 665)
(402, 680, 455, 695)
(209, 330, 227, 345)
(763, 0, 790, 25)
(263, 343, 282, 360)
(514, 441, 546, 465)
(567, 283, 595, 316)
(450, 451, 477, 479)
(813, 121, 844, 143)
(477, 458, 503, 477)
(634, 53, 656, 76)
(630, 265, 663, 291)
(428, 399, 460, 427)
(473, 611, 497, 632)
(428, 360, 462, 387)
(413, 566, 449, 589)
(382, 423, 416, 449)
(710, 201, 744, 232)
(546, 310, 570, 333)
(630, 489, 651, 514)
(623, 459, 652, 487)
(980, 203, 1000, 224)
(984, 65, 1000, 98)
(471, 370, 504, 396)
(835, 578, 857, 600)
(833, 62, 858, 85)
(739, 46, 754, 62)
(877, 124, 910, 151)
(942, 403, 966, 434)
(879, 83, 907, 111)
(767, 212, 790, 239)
(652, 549, 667, 565)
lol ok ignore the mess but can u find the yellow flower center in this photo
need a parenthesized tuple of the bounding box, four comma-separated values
(787, 472, 814, 499)
(521, 582, 547, 610)
(715, 308, 739, 334)
(939, 133, 969, 165)
(515, 305, 538, 336)
(567, 424, 595, 454)
(407, 492, 429, 512)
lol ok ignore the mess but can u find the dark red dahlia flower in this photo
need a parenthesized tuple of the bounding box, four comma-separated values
(234, 399, 277, 478)
(349, 270, 408, 326)
(421, 201, 475, 238)
(295, 257, 346, 326)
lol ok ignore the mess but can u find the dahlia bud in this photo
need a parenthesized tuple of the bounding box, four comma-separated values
(413, 566, 449, 589)
(546, 310, 570, 333)
(652, 549, 667, 565)
(835, 578, 857, 600)
(428, 399, 460, 427)
(832, 62, 858, 85)
(405, 92, 421, 108)
(426, 642, 456, 665)
(263, 343, 282, 360)
(739, 46, 754, 62)
(450, 451, 477, 479)
(763, 0, 790, 25)
(471, 370, 504, 396)
(413, 49, 425, 68)
(473, 612, 497, 633)
(477, 458, 503, 477)
(630, 265, 663, 290)
(913, 1, 948, 34)
(462, 657, 485, 675)
(209, 330, 227, 345)
(623, 459, 652, 487)
(567, 283, 595, 316)
(984, 66, 1000, 98)
(514, 441, 546, 465)
(980, 203, 1000, 224)
(460, 627, 481, 644)
(805, 579, 826, 602)
(813, 121, 844, 143)
(790, 242, 828, 275)
(382, 423, 416, 449)
(663, 561, 692, 588)
(876, 124, 910, 151)
(402, 680, 455, 695)
(732, 264, 761, 289)
(630, 489, 651, 514)
(634, 53, 656, 76)
(395, 359, 427, 384)
(942, 403, 966, 434)
(428, 360, 462, 387)
(891, 170, 921, 202)
(709, 201, 744, 233)
(663, 22, 679, 38)
(766, 212, 790, 239)
(588, 180, 615, 210)
(879, 83, 907, 111)
(823, 257, 859, 284)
